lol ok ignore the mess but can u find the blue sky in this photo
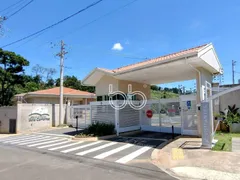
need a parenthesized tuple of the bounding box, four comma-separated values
(1, 0, 240, 90)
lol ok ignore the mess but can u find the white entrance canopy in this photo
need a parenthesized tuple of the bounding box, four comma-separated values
(83, 43, 222, 86)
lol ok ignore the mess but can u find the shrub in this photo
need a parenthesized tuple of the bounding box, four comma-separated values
(85, 122, 115, 136)
(223, 105, 240, 126)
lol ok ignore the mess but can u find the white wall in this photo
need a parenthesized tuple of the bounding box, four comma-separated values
(17, 103, 70, 133)
(95, 75, 119, 96)
(219, 89, 240, 112)
(17, 104, 53, 133)
(0, 107, 17, 133)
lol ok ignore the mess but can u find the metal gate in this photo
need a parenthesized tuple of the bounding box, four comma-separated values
(141, 98, 181, 133)
(180, 95, 198, 135)
(70, 105, 91, 128)
(140, 95, 197, 135)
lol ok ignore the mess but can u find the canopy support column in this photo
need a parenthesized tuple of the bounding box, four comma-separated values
(196, 68, 213, 136)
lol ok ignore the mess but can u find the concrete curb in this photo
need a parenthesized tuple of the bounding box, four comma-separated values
(72, 130, 143, 141)
(35, 132, 72, 138)
(150, 139, 183, 180)
(72, 134, 117, 141)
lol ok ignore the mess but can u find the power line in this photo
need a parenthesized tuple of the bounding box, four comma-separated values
(51, 0, 139, 41)
(1, 0, 29, 17)
(14, 0, 139, 49)
(0, 0, 26, 13)
(6, 0, 34, 20)
(1, 0, 104, 48)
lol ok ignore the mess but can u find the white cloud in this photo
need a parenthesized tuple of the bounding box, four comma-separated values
(112, 43, 123, 51)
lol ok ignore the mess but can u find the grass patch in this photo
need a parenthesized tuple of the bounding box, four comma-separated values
(212, 131, 240, 151)
(75, 122, 115, 138)
(151, 90, 178, 99)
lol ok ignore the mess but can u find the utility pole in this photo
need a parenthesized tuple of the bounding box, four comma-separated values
(57, 40, 67, 125)
(0, 16, 6, 36)
(232, 60, 237, 84)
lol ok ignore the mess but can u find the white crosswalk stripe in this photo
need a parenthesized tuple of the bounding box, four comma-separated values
(10, 136, 51, 145)
(0, 134, 153, 165)
(76, 142, 117, 156)
(37, 140, 70, 149)
(28, 138, 66, 147)
(48, 141, 83, 151)
(0, 135, 36, 142)
(18, 137, 58, 145)
(115, 146, 151, 164)
(94, 144, 134, 159)
(61, 141, 102, 153)
(2, 135, 41, 144)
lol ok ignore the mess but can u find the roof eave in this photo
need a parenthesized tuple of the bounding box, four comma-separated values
(82, 67, 114, 86)
(197, 43, 223, 74)
(114, 51, 198, 76)
(24, 93, 96, 99)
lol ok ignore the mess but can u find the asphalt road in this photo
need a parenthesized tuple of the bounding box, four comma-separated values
(0, 143, 176, 180)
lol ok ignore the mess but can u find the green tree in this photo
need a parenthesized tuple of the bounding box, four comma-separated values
(0, 49, 29, 106)
(151, 85, 159, 91)
(172, 87, 179, 94)
(45, 78, 55, 88)
(56, 75, 81, 89)
(56, 75, 95, 93)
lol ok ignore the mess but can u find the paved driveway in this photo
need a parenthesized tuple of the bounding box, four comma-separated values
(0, 131, 171, 173)
(0, 143, 176, 180)
(40, 127, 83, 136)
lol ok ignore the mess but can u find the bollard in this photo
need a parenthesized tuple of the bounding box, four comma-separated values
(172, 125, 174, 139)
(75, 116, 78, 132)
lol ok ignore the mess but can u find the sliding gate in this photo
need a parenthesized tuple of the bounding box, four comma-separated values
(140, 95, 198, 135)
(141, 98, 181, 133)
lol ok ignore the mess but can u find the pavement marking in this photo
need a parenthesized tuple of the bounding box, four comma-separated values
(0, 135, 36, 142)
(37, 140, 70, 149)
(120, 136, 168, 142)
(94, 143, 133, 159)
(61, 141, 102, 153)
(35, 132, 72, 138)
(171, 148, 184, 160)
(28, 138, 66, 147)
(76, 142, 118, 156)
(5, 135, 46, 144)
(2, 135, 41, 143)
(115, 146, 151, 164)
(18, 137, 57, 145)
(10, 136, 51, 145)
(48, 141, 84, 151)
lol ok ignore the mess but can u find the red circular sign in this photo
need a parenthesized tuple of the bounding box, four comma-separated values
(146, 110, 153, 118)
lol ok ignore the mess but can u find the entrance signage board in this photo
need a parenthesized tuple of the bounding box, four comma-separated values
(29, 108, 50, 122)
(201, 102, 212, 148)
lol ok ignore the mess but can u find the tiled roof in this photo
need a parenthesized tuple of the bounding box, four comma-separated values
(98, 44, 208, 74)
(16, 87, 95, 97)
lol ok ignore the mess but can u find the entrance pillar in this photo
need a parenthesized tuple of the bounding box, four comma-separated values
(196, 68, 213, 136)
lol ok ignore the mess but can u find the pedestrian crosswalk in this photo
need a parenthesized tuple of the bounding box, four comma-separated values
(0, 134, 153, 164)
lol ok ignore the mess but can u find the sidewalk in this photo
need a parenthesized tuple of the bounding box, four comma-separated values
(232, 138, 240, 152)
(0, 134, 17, 138)
(0, 127, 70, 139)
(151, 137, 240, 180)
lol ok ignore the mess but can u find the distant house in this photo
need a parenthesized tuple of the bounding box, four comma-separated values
(14, 87, 96, 105)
